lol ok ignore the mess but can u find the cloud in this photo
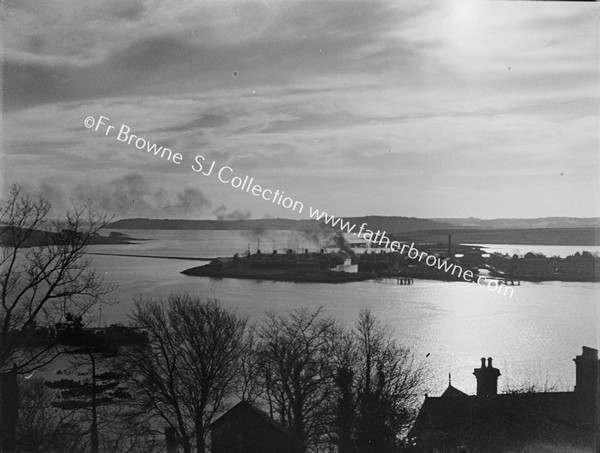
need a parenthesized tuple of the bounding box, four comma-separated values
(158, 114, 230, 133)
(2, 0, 418, 111)
(2, 1, 598, 218)
(101, 0, 145, 21)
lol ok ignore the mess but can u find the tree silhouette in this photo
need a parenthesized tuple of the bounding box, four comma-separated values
(0, 184, 114, 374)
(122, 295, 250, 453)
(255, 307, 341, 452)
(353, 310, 423, 453)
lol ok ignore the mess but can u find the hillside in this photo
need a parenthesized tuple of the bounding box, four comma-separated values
(432, 217, 600, 229)
(106, 217, 600, 247)
(108, 216, 456, 232)
(107, 218, 324, 230)
(391, 228, 599, 246)
(342, 216, 456, 233)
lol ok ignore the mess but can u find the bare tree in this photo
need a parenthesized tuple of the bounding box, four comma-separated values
(255, 307, 341, 452)
(0, 183, 114, 374)
(122, 295, 250, 453)
(330, 331, 358, 453)
(237, 329, 263, 405)
(353, 309, 423, 453)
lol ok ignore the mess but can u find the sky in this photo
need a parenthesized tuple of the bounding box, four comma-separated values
(1, 0, 598, 220)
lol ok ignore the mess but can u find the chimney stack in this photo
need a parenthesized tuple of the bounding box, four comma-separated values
(474, 356, 501, 397)
(574, 346, 598, 399)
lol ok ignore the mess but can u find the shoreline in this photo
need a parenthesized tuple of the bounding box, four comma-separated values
(86, 252, 215, 261)
(180, 265, 375, 283)
(180, 263, 600, 284)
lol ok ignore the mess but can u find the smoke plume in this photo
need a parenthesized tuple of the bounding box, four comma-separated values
(213, 205, 252, 221)
(74, 172, 211, 218)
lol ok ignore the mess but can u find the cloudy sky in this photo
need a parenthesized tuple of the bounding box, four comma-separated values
(2, 0, 598, 220)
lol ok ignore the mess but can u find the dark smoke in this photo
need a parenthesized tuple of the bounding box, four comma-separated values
(301, 223, 334, 249)
(334, 232, 356, 257)
(241, 226, 267, 250)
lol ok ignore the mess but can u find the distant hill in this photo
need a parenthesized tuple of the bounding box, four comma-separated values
(107, 217, 600, 245)
(108, 216, 456, 232)
(432, 217, 600, 229)
(107, 218, 325, 231)
(342, 216, 456, 233)
(0, 226, 138, 247)
(392, 228, 599, 246)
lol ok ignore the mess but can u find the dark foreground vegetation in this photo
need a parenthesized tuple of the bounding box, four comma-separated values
(7, 299, 424, 453)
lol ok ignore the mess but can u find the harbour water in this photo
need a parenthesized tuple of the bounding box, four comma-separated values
(86, 230, 599, 396)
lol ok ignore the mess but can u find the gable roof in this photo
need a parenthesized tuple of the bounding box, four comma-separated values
(211, 400, 298, 440)
(440, 384, 468, 398)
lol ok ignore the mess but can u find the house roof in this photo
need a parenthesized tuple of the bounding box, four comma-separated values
(440, 384, 468, 398)
(210, 400, 299, 442)
(409, 391, 594, 451)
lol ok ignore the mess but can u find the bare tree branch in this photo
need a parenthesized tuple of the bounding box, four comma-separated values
(0, 183, 115, 373)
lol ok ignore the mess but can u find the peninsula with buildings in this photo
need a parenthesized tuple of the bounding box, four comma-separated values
(181, 234, 599, 284)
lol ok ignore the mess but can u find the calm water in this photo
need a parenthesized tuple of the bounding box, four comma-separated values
(86, 230, 599, 396)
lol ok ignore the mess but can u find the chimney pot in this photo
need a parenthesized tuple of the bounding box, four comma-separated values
(474, 356, 501, 397)
(574, 346, 599, 398)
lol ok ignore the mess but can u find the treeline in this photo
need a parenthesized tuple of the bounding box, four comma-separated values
(489, 250, 599, 281)
(17, 297, 424, 453)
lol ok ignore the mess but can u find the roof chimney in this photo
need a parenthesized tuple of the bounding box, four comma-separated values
(574, 346, 598, 399)
(474, 356, 500, 397)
